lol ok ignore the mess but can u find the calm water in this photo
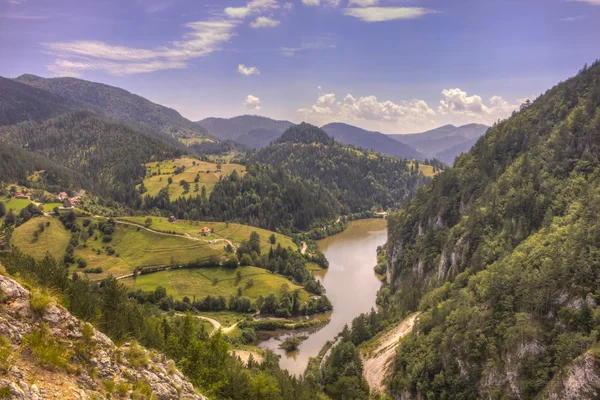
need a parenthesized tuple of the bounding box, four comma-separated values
(257, 218, 388, 375)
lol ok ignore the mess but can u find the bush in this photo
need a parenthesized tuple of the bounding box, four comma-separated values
(25, 325, 71, 369)
(30, 287, 53, 317)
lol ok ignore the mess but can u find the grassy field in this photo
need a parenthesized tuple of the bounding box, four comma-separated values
(120, 217, 297, 253)
(140, 156, 246, 201)
(41, 203, 63, 212)
(178, 137, 215, 146)
(408, 161, 439, 178)
(2, 197, 32, 213)
(124, 266, 310, 303)
(10, 216, 71, 260)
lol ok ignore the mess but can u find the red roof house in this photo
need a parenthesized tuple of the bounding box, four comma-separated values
(200, 227, 211, 236)
(168, 216, 176, 223)
(58, 192, 68, 200)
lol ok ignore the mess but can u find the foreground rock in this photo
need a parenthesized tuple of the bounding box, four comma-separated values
(0, 275, 206, 399)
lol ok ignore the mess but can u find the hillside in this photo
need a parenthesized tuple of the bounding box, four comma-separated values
(0, 273, 206, 399)
(384, 61, 600, 398)
(0, 111, 181, 206)
(249, 123, 432, 214)
(322, 122, 424, 160)
(235, 128, 285, 149)
(197, 115, 293, 141)
(389, 123, 489, 163)
(14, 74, 208, 143)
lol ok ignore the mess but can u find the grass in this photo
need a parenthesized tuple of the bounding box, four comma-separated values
(30, 287, 54, 317)
(71, 218, 226, 279)
(178, 137, 215, 146)
(120, 216, 297, 253)
(25, 325, 71, 369)
(41, 203, 63, 212)
(10, 216, 71, 261)
(408, 161, 439, 177)
(2, 197, 31, 213)
(124, 266, 311, 304)
(139, 156, 246, 201)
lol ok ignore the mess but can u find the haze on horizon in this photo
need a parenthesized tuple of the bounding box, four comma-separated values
(1, 0, 598, 133)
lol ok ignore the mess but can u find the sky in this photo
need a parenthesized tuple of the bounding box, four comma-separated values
(1, 0, 599, 133)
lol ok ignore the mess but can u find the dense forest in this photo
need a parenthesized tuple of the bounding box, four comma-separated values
(141, 163, 341, 233)
(0, 111, 182, 205)
(249, 123, 432, 213)
(381, 61, 600, 398)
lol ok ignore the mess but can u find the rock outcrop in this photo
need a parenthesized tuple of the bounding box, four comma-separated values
(0, 275, 206, 399)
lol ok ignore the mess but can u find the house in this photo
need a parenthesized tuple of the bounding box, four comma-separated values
(168, 216, 176, 223)
(58, 192, 68, 200)
(200, 227, 211, 236)
(15, 194, 28, 199)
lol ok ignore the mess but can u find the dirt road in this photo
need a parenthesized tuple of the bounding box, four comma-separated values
(362, 312, 420, 394)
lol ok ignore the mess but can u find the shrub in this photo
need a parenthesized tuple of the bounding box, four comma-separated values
(25, 325, 71, 369)
(30, 287, 53, 317)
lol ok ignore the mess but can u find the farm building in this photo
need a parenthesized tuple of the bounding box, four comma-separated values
(200, 227, 211, 236)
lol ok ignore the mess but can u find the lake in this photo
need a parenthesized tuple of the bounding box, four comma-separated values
(257, 218, 388, 375)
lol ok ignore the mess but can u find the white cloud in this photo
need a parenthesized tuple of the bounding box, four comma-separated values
(301, 0, 320, 5)
(559, 15, 586, 21)
(225, 0, 279, 19)
(343, 7, 434, 22)
(438, 88, 521, 123)
(284, 2, 294, 9)
(568, 0, 600, 4)
(281, 38, 335, 56)
(243, 95, 262, 110)
(45, 20, 239, 76)
(238, 64, 260, 75)
(297, 88, 522, 132)
(348, 0, 378, 6)
(301, 0, 340, 6)
(249, 15, 280, 28)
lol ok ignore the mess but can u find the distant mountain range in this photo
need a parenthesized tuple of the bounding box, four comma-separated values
(197, 116, 425, 160)
(12, 74, 208, 144)
(389, 123, 489, 164)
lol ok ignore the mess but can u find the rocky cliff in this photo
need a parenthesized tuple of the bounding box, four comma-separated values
(0, 275, 206, 399)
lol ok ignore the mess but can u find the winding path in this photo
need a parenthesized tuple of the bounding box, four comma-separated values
(174, 313, 240, 336)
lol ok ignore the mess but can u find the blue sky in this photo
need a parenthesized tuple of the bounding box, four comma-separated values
(1, 0, 599, 133)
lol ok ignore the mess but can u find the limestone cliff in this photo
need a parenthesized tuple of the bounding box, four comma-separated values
(0, 275, 206, 400)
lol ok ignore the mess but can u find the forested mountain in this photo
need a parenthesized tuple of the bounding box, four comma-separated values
(235, 128, 285, 149)
(197, 115, 293, 141)
(0, 140, 86, 193)
(389, 123, 489, 164)
(248, 123, 431, 213)
(14, 74, 208, 143)
(0, 111, 181, 205)
(0, 77, 83, 126)
(322, 122, 424, 160)
(141, 163, 341, 234)
(384, 61, 600, 398)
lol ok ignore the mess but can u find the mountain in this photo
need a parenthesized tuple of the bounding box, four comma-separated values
(0, 111, 181, 205)
(13, 74, 207, 144)
(433, 135, 481, 164)
(389, 123, 489, 163)
(321, 122, 424, 160)
(197, 115, 293, 142)
(383, 61, 600, 398)
(0, 274, 206, 399)
(235, 128, 285, 149)
(249, 122, 432, 214)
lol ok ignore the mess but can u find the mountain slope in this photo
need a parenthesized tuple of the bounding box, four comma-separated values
(0, 274, 205, 399)
(197, 115, 293, 141)
(14, 74, 207, 143)
(322, 122, 424, 160)
(433, 135, 480, 164)
(248, 123, 431, 213)
(0, 111, 181, 205)
(0, 77, 83, 127)
(235, 128, 284, 149)
(384, 61, 600, 398)
(389, 123, 488, 162)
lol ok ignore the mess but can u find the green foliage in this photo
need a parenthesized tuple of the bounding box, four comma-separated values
(29, 286, 53, 317)
(385, 61, 600, 398)
(249, 123, 431, 213)
(25, 324, 71, 369)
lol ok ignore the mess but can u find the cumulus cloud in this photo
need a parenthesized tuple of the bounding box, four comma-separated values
(45, 20, 239, 76)
(343, 7, 434, 22)
(249, 15, 280, 28)
(243, 95, 262, 110)
(225, 0, 279, 19)
(438, 88, 519, 121)
(348, 0, 378, 6)
(238, 64, 260, 75)
(301, 0, 320, 5)
(297, 88, 522, 132)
